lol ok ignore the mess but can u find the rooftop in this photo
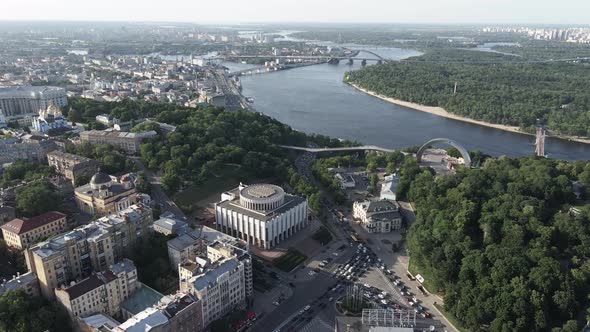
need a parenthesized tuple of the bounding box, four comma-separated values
(167, 225, 244, 251)
(241, 184, 283, 199)
(217, 189, 306, 222)
(0, 272, 37, 296)
(359, 200, 400, 213)
(0, 86, 65, 98)
(75, 178, 135, 198)
(117, 307, 168, 332)
(121, 284, 164, 316)
(80, 313, 120, 332)
(191, 257, 239, 291)
(110, 258, 136, 275)
(81, 130, 157, 139)
(61, 271, 117, 300)
(1, 211, 65, 235)
(162, 293, 197, 318)
(153, 217, 187, 233)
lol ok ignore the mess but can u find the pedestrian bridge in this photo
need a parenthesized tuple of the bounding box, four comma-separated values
(278, 145, 406, 154)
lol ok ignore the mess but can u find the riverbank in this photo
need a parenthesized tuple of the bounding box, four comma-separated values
(348, 82, 590, 145)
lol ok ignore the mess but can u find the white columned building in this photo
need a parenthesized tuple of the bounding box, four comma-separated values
(215, 183, 308, 249)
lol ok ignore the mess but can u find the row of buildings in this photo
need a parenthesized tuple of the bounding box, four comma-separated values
(0, 134, 60, 164)
(24, 202, 153, 299)
(481, 26, 590, 44)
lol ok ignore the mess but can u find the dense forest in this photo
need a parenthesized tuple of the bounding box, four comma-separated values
(402, 156, 590, 331)
(345, 49, 590, 136)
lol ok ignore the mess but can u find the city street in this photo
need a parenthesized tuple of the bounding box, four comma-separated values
(131, 157, 187, 220)
(347, 211, 458, 332)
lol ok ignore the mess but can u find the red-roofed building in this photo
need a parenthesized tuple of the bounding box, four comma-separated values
(1, 211, 66, 249)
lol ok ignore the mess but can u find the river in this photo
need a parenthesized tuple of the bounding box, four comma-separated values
(225, 47, 589, 160)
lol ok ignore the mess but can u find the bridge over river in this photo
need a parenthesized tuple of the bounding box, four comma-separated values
(278, 145, 406, 154)
(278, 137, 473, 167)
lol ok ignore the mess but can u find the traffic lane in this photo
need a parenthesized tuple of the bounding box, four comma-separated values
(252, 273, 338, 332)
(362, 238, 455, 331)
(281, 286, 341, 332)
(282, 298, 338, 332)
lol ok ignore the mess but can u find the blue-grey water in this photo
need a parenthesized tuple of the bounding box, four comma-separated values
(225, 47, 590, 160)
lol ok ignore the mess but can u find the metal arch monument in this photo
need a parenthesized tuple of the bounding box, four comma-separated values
(416, 138, 472, 168)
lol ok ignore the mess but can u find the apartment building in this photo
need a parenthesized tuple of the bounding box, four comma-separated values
(167, 225, 248, 271)
(47, 151, 100, 185)
(184, 257, 246, 327)
(25, 204, 152, 299)
(55, 259, 137, 318)
(177, 240, 253, 328)
(0, 136, 58, 164)
(1, 211, 67, 250)
(0, 272, 40, 297)
(153, 216, 188, 236)
(79, 130, 157, 154)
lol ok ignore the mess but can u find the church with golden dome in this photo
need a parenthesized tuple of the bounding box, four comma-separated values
(32, 105, 68, 133)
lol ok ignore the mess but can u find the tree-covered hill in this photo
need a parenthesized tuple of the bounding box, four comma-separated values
(345, 49, 590, 137)
(402, 156, 590, 331)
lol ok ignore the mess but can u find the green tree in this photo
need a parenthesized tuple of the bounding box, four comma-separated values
(15, 182, 61, 217)
(0, 290, 71, 332)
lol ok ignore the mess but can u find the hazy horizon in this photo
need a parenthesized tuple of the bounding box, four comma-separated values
(2, 0, 589, 25)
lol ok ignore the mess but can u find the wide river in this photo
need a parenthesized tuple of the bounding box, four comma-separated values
(225, 47, 590, 160)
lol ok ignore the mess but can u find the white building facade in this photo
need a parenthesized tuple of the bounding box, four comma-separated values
(215, 184, 308, 249)
(0, 86, 67, 118)
(353, 200, 402, 233)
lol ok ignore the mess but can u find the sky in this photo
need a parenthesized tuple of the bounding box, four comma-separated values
(1, 0, 589, 25)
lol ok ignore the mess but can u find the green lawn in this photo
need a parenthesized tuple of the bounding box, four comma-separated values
(273, 248, 308, 272)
